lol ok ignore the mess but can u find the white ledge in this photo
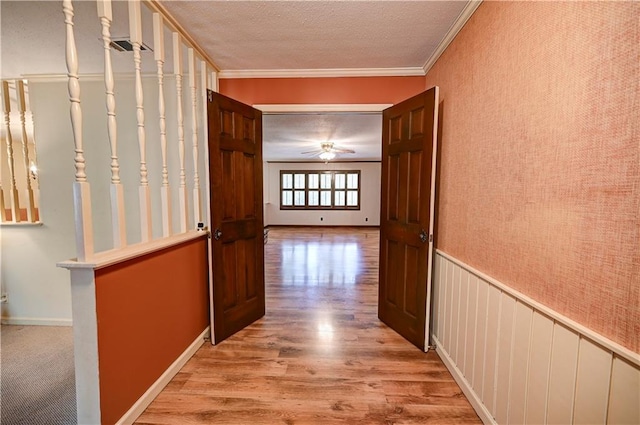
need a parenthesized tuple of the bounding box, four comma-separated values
(1, 221, 43, 227)
(57, 231, 208, 271)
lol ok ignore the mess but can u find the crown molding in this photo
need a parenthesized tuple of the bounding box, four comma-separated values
(422, 0, 482, 74)
(218, 67, 426, 79)
(144, 0, 220, 72)
(254, 104, 392, 113)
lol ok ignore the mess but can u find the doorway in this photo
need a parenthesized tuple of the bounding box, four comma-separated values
(207, 93, 439, 352)
(134, 91, 480, 423)
(259, 110, 385, 353)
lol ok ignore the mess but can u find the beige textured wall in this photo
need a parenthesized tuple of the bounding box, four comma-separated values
(426, 1, 639, 352)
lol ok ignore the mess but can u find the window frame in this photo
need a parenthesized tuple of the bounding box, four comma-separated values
(280, 170, 361, 211)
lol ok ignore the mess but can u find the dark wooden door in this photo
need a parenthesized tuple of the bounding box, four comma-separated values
(378, 87, 439, 351)
(207, 91, 265, 344)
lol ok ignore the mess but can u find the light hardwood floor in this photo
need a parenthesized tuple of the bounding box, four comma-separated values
(136, 227, 481, 424)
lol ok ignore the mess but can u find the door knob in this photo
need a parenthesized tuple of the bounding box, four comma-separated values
(419, 229, 428, 243)
(213, 229, 222, 240)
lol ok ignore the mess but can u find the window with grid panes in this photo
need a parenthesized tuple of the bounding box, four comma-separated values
(280, 170, 361, 210)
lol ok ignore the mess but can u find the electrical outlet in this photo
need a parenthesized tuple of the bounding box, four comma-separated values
(0, 293, 7, 304)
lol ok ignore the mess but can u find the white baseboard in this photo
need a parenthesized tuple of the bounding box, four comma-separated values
(1, 316, 72, 326)
(433, 334, 496, 425)
(115, 326, 209, 425)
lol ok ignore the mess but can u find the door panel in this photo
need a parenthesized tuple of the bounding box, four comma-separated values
(208, 91, 265, 344)
(378, 87, 439, 351)
(388, 155, 400, 220)
(408, 152, 423, 224)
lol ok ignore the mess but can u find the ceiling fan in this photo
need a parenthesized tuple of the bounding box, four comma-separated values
(301, 142, 355, 161)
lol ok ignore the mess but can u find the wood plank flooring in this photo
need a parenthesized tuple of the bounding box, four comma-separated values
(135, 227, 480, 425)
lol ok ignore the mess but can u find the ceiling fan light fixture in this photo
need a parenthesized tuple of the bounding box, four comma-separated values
(319, 151, 336, 161)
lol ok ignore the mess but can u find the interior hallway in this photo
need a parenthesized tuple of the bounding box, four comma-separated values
(135, 227, 480, 424)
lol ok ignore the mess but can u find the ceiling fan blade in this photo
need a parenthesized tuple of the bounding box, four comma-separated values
(300, 149, 323, 155)
(330, 143, 356, 153)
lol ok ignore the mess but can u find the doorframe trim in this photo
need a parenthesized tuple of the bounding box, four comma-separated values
(424, 86, 440, 351)
(253, 104, 392, 114)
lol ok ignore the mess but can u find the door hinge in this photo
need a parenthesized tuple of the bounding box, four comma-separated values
(208, 91, 213, 102)
(429, 234, 433, 243)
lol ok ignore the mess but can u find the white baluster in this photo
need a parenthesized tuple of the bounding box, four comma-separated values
(0, 150, 5, 222)
(129, 0, 152, 242)
(16, 80, 37, 223)
(97, 0, 126, 248)
(153, 13, 172, 237)
(0, 94, 5, 223)
(64, 0, 94, 261)
(173, 33, 188, 233)
(24, 85, 40, 201)
(188, 49, 201, 226)
(1, 81, 20, 223)
(0, 179, 5, 222)
(200, 61, 210, 229)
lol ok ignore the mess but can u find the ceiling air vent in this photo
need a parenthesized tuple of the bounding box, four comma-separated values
(109, 38, 152, 52)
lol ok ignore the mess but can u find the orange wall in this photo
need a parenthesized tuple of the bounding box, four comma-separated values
(95, 237, 209, 424)
(219, 76, 425, 105)
(426, 2, 639, 351)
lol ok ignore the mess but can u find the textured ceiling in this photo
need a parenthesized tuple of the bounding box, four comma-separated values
(0, 0, 168, 77)
(263, 113, 382, 162)
(159, 0, 470, 72)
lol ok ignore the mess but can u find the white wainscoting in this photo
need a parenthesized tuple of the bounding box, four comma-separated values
(432, 251, 640, 425)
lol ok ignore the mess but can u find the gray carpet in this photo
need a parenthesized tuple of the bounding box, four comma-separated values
(1, 325, 77, 425)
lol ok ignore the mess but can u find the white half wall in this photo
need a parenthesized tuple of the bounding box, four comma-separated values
(431, 251, 640, 425)
(263, 162, 381, 226)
